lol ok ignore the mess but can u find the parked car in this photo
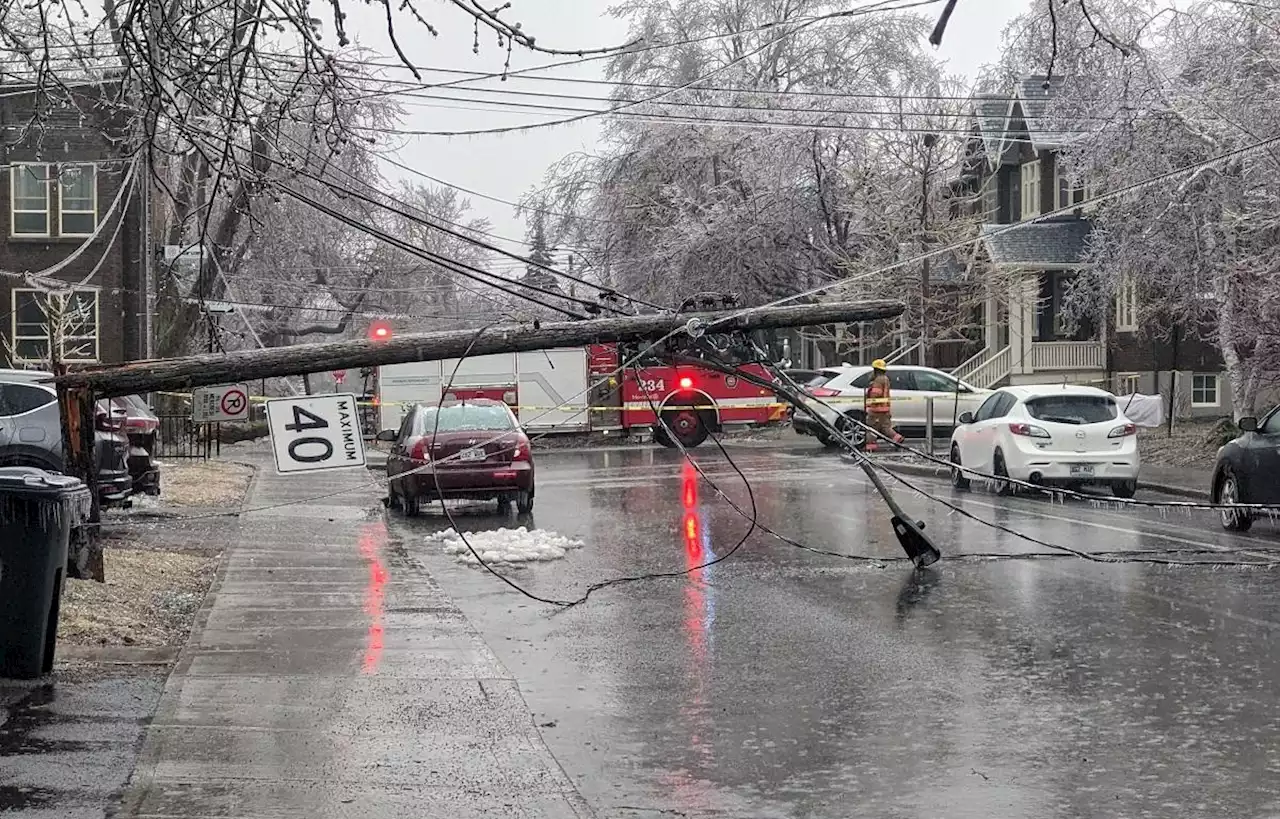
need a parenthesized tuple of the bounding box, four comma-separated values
(0, 379, 132, 505)
(0, 369, 160, 497)
(780, 369, 823, 390)
(948, 384, 1139, 498)
(792, 364, 989, 446)
(1210, 407, 1280, 531)
(379, 399, 535, 517)
(111, 394, 161, 495)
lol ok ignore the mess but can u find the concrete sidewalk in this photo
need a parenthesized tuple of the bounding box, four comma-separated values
(116, 452, 591, 818)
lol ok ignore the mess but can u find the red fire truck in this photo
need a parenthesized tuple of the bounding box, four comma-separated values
(368, 342, 785, 449)
(590, 343, 786, 447)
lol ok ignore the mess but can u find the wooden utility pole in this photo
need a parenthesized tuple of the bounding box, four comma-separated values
(920, 132, 938, 368)
(57, 300, 905, 399)
(54, 299, 903, 582)
(55, 382, 103, 580)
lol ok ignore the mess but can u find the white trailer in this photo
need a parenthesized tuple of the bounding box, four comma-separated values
(377, 347, 591, 434)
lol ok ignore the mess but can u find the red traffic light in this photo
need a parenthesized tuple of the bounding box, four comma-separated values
(369, 320, 392, 342)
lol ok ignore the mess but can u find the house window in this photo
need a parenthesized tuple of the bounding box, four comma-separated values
(11, 163, 51, 236)
(1020, 160, 1041, 219)
(58, 164, 97, 236)
(1056, 164, 1086, 209)
(1191, 374, 1219, 408)
(10, 288, 100, 363)
(1115, 278, 1137, 331)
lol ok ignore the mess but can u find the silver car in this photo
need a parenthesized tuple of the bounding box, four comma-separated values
(0, 379, 132, 505)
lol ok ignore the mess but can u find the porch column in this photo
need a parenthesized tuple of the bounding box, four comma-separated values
(984, 285, 998, 353)
(1007, 272, 1036, 376)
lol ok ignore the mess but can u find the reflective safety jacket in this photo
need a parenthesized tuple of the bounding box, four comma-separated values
(866, 373, 891, 414)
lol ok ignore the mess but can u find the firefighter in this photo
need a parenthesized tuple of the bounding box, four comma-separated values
(863, 359, 903, 451)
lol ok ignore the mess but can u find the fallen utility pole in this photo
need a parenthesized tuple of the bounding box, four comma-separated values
(672, 351, 941, 569)
(57, 300, 904, 398)
(54, 299, 903, 582)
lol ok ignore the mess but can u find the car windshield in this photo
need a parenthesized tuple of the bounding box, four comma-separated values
(416, 404, 515, 433)
(1024, 395, 1118, 424)
(806, 371, 840, 387)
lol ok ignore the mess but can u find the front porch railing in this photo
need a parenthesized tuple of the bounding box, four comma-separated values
(1029, 340, 1106, 370)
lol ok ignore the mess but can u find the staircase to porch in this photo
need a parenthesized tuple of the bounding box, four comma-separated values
(953, 346, 1012, 389)
(952, 341, 1106, 389)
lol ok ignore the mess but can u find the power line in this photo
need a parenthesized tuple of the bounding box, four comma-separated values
(275, 183, 587, 318)
(266, 130, 664, 311)
(375, 0, 945, 139)
(705, 130, 1280, 337)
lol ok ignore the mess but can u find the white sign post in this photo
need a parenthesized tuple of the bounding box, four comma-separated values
(266, 394, 367, 474)
(192, 383, 250, 422)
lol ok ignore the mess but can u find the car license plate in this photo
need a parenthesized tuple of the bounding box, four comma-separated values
(1069, 464, 1095, 477)
(459, 448, 485, 462)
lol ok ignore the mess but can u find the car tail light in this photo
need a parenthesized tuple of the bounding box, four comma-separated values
(95, 409, 124, 432)
(810, 387, 840, 398)
(512, 437, 531, 461)
(502, 390, 517, 404)
(408, 438, 431, 463)
(1108, 423, 1137, 438)
(124, 416, 159, 434)
(678, 376, 693, 390)
(1009, 422, 1050, 439)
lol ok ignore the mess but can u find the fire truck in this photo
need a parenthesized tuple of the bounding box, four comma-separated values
(366, 342, 785, 448)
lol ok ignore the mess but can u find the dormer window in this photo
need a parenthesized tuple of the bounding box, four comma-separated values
(1020, 160, 1041, 219)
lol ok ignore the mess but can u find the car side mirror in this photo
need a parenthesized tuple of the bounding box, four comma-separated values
(1239, 417, 1258, 433)
(958, 412, 975, 424)
(375, 429, 398, 442)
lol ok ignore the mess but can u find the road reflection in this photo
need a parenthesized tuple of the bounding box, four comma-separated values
(358, 521, 389, 674)
(661, 461, 719, 806)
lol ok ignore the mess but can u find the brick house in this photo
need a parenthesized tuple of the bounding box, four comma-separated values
(945, 77, 1231, 418)
(0, 82, 149, 367)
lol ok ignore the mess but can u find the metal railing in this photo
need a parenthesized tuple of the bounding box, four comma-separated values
(156, 416, 216, 460)
(1029, 340, 1106, 370)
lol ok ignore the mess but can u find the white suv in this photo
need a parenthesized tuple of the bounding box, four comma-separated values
(791, 365, 990, 447)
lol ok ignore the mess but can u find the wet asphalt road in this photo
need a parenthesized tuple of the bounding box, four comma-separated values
(389, 441, 1280, 819)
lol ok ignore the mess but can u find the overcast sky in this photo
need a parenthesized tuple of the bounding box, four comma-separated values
(340, 0, 1030, 263)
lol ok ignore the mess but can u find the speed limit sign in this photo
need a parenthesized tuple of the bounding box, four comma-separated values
(265, 394, 366, 474)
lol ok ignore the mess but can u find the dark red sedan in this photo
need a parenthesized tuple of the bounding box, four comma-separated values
(379, 399, 535, 517)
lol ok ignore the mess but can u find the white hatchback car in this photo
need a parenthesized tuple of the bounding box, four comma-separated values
(948, 384, 1140, 497)
(791, 365, 989, 446)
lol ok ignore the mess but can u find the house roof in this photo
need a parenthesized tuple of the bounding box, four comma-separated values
(980, 219, 1092, 267)
(1014, 75, 1076, 151)
(974, 94, 1009, 162)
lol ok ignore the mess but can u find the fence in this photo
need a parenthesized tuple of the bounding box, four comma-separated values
(156, 415, 220, 460)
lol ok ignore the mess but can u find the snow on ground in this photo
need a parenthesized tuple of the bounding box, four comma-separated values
(424, 526, 584, 566)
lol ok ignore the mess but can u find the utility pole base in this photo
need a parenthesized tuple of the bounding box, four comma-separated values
(891, 516, 941, 568)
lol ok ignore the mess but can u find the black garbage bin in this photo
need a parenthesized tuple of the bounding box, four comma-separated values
(0, 467, 92, 679)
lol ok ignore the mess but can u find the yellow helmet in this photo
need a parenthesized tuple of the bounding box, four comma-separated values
(871, 358, 887, 371)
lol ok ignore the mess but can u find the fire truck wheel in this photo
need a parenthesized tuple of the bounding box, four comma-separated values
(659, 406, 710, 448)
